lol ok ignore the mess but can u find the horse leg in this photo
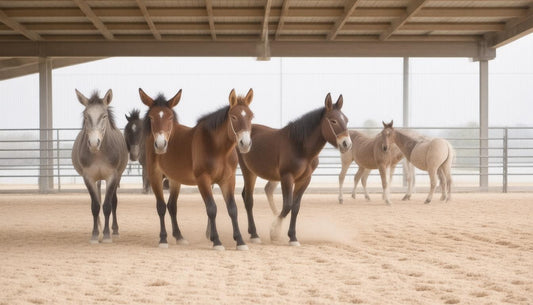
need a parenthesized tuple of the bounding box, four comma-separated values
(111, 189, 119, 236)
(264, 181, 280, 215)
(220, 179, 247, 250)
(270, 174, 294, 242)
(445, 167, 453, 202)
(338, 162, 349, 204)
(352, 167, 365, 200)
(402, 160, 413, 201)
(360, 168, 371, 201)
(197, 175, 223, 250)
(438, 168, 447, 201)
(148, 170, 168, 247)
(101, 176, 119, 243)
(425, 168, 438, 204)
(83, 177, 101, 243)
(287, 176, 312, 246)
(377, 166, 391, 205)
(241, 168, 260, 243)
(142, 166, 150, 194)
(167, 181, 187, 245)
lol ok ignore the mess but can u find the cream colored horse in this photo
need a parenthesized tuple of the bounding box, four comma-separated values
(382, 121, 454, 204)
(337, 129, 415, 205)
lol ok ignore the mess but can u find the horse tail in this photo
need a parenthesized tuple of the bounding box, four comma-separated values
(439, 141, 455, 175)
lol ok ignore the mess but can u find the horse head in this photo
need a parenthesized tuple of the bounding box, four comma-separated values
(76, 89, 113, 153)
(227, 88, 254, 153)
(139, 88, 181, 155)
(381, 120, 395, 152)
(321, 93, 352, 153)
(124, 109, 142, 161)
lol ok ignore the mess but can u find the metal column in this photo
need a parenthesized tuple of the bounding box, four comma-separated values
(39, 57, 53, 193)
(479, 60, 489, 190)
(402, 57, 410, 187)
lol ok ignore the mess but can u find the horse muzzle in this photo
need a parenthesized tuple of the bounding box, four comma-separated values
(337, 135, 352, 153)
(129, 144, 140, 161)
(237, 131, 252, 154)
(87, 132, 102, 152)
(154, 133, 168, 154)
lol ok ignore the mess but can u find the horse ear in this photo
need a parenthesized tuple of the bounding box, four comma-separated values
(103, 89, 113, 106)
(139, 88, 154, 107)
(244, 88, 254, 106)
(75, 89, 89, 106)
(168, 89, 182, 108)
(125, 114, 131, 122)
(382, 121, 387, 128)
(389, 120, 394, 128)
(335, 94, 343, 109)
(229, 89, 238, 107)
(325, 93, 333, 111)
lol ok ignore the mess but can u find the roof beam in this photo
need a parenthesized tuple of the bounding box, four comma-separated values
(205, 0, 216, 40)
(261, 0, 272, 41)
(0, 9, 42, 40)
(380, 0, 428, 41)
(327, 0, 362, 40)
(0, 57, 103, 81)
(72, 0, 114, 40)
(275, 0, 290, 40)
(486, 5, 533, 48)
(135, 0, 161, 40)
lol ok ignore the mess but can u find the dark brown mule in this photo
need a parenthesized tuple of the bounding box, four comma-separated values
(141, 88, 254, 250)
(124, 109, 150, 193)
(238, 93, 352, 246)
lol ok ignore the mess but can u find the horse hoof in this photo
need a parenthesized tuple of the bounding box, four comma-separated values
(112, 233, 120, 238)
(250, 237, 262, 244)
(338, 199, 343, 204)
(351, 194, 356, 199)
(270, 217, 283, 241)
(365, 196, 371, 201)
(89, 239, 99, 244)
(237, 245, 249, 251)
(289, 241, 301, 247)
(176, 239, 189, 245)
(102, 238, 113, 244)
(402, 195, 410, 201)
(158, 243, 169, 248)
(213, 245, 225, 251)
(424, 200, 431, 204)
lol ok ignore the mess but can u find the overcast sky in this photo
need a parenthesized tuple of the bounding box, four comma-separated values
(0, 34, 532, 130)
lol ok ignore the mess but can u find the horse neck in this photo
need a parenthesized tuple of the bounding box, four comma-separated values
(301, 124, 327, 157)
(202, 119, 235, 152)
(393, 130, 417, 159)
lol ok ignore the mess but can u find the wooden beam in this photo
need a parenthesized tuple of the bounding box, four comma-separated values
(0, 9, 42, 40)
(380, 0, 428, 41)
(327, 0, 362, 40)
(486, 5, 533, 48)
(261, 0, 272, 41)
(205, 0, 216, 40)
(136, 0, 161, 40)
(402, 22, 505, 32)
(72, 0, 114, 40)
(0, 41, 482, 58)
(417, 8, 528, 19)
(275, 0, 290, 40)
(0, 57, 104, 81)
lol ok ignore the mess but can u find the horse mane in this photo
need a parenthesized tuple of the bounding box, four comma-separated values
(82, 91, 117, 130)
(142, 94, 179, 136)
(196, 95, 248, 131)
(127, 108, 141, 121)
(285, 107, 326, 147)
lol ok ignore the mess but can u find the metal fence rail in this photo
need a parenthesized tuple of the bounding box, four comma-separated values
(0, 127, 532, 193)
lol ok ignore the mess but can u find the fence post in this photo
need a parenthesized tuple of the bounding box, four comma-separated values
(503, 128, 508, 193)
(56, 129, 61, 192)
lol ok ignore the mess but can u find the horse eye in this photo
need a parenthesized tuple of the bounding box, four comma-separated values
(331, 120, 338, 125)
(231, 115, 238, 121)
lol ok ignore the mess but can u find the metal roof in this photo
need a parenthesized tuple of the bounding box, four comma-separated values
(1, 0, 533, 79)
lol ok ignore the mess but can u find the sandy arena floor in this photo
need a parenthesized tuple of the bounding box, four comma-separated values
(0, 192, 532, 305)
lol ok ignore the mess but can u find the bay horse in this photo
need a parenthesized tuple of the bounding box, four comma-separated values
(382, 121, 454, 204)
(238, 93, 352, 246)
(71, 89, 128, 243)
(124, 109, 150, 193)
(337, 130, 416, 205)
(140, 88, 254, 250)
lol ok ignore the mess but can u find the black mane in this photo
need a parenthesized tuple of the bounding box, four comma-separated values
(142, 94, 179, 136)
(197, 105, 230, 131)
(285, 107, 326, 147)
(127, 108, 141, 121)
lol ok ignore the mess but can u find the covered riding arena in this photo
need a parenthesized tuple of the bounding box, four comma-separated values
(1, 1, 532, 304)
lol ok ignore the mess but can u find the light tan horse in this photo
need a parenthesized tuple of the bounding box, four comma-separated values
(382, 121, 454, 204)
(337, 129, 415, 205)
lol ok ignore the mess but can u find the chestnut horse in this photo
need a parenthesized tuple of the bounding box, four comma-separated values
(141, 88, 254, 250)
(382, 121, 454, 204)
(238, 93, 352, 246)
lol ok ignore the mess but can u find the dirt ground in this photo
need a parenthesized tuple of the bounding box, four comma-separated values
(0, 192, 532, 305)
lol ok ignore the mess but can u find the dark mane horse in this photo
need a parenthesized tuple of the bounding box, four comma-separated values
(238, 93, 352, 246)
(71, 89, 128, 243)
(124, 109, 151, 193)
(140, 88, 254, 250)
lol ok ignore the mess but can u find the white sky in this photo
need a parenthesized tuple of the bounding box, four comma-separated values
(0, 34, 532, 130)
